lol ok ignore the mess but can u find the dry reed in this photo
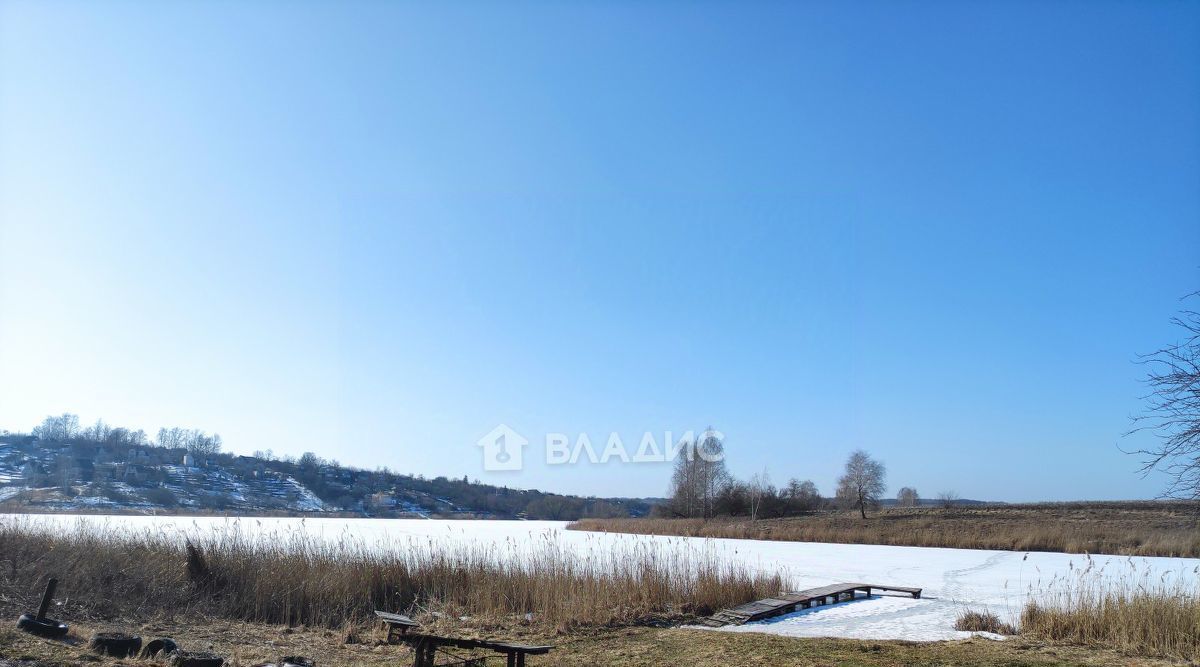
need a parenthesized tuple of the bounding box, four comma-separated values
(570, 503, 1200, 557)
(1018, 558, 1200, 662)
(954, 609, 1016, 635)
(0, 518, 781, 631)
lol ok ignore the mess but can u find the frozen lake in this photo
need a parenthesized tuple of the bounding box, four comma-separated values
(4, 514, 1196, 641)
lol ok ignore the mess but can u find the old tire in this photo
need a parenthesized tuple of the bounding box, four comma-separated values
(171, 650, 225, 667)
(142, 637, 179, 658)
(281, 657, 315, 667)
(16, 614, 69, 639)
(89, 632, 142, 657)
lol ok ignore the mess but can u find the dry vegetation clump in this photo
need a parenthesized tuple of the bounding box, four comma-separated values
(569, 502, 1200, 557)
(0, 519, 781, 631)
(1019, 559, 1200, 662)
(954, 609, 1016, 635)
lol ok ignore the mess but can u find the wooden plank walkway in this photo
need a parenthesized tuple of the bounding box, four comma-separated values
(701, 582, 922, 627)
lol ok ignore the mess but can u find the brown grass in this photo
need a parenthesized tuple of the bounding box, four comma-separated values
(1018, 559, 1200, 662)
(0, 519, 781, 631)
(955, 609, 1016, 635)
(569, 502, 1200, 557)
(0, 621, 1185, 666)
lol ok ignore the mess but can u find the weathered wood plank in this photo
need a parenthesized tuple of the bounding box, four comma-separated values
(397, 633, 554, 655)
(374, 610, 420, 626)
(703, 581, 922, 626)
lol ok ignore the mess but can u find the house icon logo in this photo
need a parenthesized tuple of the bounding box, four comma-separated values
(477, 424, 529, 471)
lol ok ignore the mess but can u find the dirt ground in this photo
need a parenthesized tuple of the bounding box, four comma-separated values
(0, 618, 1181, 667)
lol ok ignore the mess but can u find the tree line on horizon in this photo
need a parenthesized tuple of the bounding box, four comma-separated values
(661, 432, 958, 520)
(27, 413, 224, 458)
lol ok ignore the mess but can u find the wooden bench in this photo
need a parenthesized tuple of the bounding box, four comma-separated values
(375, 610, 553, 666)
(374, 610, 420, 644)
(400, 633, 553, 667)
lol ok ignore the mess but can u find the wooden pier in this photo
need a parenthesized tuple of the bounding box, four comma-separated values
(701, 582, 922, 627)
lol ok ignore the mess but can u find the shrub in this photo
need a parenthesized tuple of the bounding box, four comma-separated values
(142, 487, 178, 507)
(955, 609, 1015, 635)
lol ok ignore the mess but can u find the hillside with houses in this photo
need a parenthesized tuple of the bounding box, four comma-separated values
(0, 415, 652, 519)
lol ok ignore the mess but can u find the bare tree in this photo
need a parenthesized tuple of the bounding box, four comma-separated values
(107, 428, 148, 447)
(157, 427, 186, 449)
(697, 430, 730, 517)
(937, 490, 959, 508)
(32, 414, 80, 441)
(667, 429, 730, 518)
(784, 478, 821, 513)
(896, 486, 920, 508)
(836, 450, 886, 519)
(186, 431, 222, 458)
(1128, 295, 1200, 500)
(747, 468, 772, 521)
(82, 419, 111, 443)
(299, 451, 323, 470)
(53, 453, 76, 495)
(157, 427, 221, 458)
(667, 445, 701, 518)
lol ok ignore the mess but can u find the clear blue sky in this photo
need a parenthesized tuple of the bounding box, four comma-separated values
(1, 1, 1197, 501)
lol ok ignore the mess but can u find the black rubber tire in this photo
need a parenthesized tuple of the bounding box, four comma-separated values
(171, 650, 225, 667)
(281, 657, 315, 667)
(16, 614, 69, 639)
(142, 637, 179, 658)
(89, 632, 143, 657)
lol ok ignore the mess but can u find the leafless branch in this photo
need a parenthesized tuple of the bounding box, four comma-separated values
(1126, 293, 1200, 500)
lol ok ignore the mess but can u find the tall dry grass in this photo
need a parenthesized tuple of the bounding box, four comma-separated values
(0, 518, 781, 631)
(1019, 558, 1200, 662)
(571, 504, 1200, 557)
(953, 609, 1016, 635)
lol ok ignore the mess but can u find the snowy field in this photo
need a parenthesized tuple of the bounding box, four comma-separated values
(3, 514, 1196, 641)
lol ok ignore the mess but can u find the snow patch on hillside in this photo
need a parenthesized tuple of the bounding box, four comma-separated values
(284, 476, 326, 512)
